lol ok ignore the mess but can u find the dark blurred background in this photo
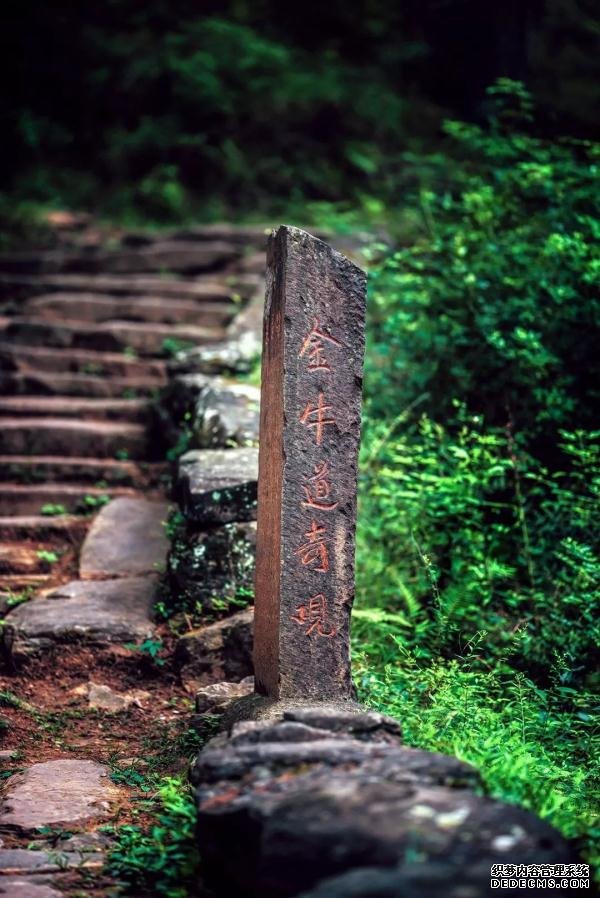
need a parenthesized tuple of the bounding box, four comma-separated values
(2, 0, 598, 219)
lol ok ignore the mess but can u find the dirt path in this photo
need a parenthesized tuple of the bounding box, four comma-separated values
(0, 218, 265, 897)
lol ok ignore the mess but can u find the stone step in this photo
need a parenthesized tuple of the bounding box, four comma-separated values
(1, 370, 165, 397)
(79, 497, 170, 579)
(0, 759, 120, 831)
(0, 240, 238, 275)
(0, 541, 63, 575)
(167, 224, 269, 246)
(0, 573, 51, 591)
(0, 456, 164, 487)
(0, 514, 89, 541)
(3, 317, 224, 356)
(0, 272, 242, 301)
(0, 418, 147, 458)
(0, 483, 140, 516)
(24, 293, 237, 327)
(2, 577, 156, 658)
(0, 395, 149, 422)
(0, 343, 166, 378)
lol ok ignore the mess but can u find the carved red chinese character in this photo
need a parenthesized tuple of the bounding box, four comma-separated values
(294, 520, 329, 572)
(301, 460, 338, 512)
(299, 393, 335, 445)
(292, 593, 337, 637)
(299, 318, 341, 372)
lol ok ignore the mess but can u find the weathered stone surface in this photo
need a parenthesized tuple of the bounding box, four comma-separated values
(225, 283, 264, 344)
(163, 373, 260, 449)
(167, 521, 256, 614)
(195, 677, 254, 713)
(254, 226, 367, 701)
(192, 712, 578, 898)
(156, 373, 258, 457)
(169, 332, 261, 376)
(99, 240, 239, 274)
(79, 497, 170, 579)
(194, 379, 260, 448)
(0, 750, 18, 761)
(3, 577, 155, 656)
(176, 448, 258, 525)
(297, 861, 587, 898)
(0, 760, 118, 831)
(175, 607, 254, 690)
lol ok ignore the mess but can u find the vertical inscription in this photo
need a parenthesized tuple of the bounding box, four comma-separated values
(254, 225, 367, 701)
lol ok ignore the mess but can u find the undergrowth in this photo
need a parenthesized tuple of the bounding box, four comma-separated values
(106, 776, 200, 898)
(354, 81, 599, 873)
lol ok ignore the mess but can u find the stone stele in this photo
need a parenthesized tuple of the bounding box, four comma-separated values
(253, 226, 367, 701)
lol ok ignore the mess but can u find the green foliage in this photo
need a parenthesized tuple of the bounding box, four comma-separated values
(40, 503, 67, 517)
(124, 638, 166, 667)
(355, 82, 599, 866)
(36, 549, 59, 564)
(366, 109, 599, 438)
(355, 651, 599, 862)
(160, 338, 196, 358)
(110, 766, 152, 791)
(165, 429, 193, 463)
(3, 3, 599, 226)
(107, 776, 199, 898)
(75, 494, 111, 514)
(358, 414, 600, 684)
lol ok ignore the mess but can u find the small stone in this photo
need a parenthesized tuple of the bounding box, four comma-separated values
(0, 760, 119, 832)
(195, 677, 254, 713)
(3, 578, 156, 657)
(114, 757, 149, 770)
(79, 497, 170, 579)
(167, 521, 256, 614)
(175, 608, 254, 691)
(87, 682, 151, 712)
(177, 447, 258, 525)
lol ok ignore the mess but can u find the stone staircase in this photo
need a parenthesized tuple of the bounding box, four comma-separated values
(0, 220, 265, 598)
(0, 220, 267, 897)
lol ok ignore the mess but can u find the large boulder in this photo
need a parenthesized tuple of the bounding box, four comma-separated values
(176, 447, 258, 526)
(158, 373, 260, 452)
(175, 607, 254, 690)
